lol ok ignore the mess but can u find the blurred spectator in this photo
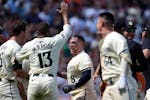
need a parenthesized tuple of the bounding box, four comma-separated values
(24, 4, 41, 23)
(0, 26, 7, 45)
(4, 0, 17, 14)
(38, 4, 52, 24)
(70, 13, 86, 34)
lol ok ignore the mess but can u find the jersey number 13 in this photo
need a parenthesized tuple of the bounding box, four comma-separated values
(38, 51, 52, 68)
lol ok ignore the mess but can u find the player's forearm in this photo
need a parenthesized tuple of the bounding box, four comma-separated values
(75, 70, 91, 88)
(120, 57, 129, 76)
(120, 50, 132, 77)
(59, 1, 70, 25)
(14, 69, 29, 79)
(63, 14, 69, 25)
(17, 82, 27, 100)
(94, 64, 100, 76)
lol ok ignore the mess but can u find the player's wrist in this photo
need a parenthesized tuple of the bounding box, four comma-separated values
(62, 84, 76, 93)
(120, 74, 127, 79)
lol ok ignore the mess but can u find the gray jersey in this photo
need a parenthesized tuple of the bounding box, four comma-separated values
(16, 24, 72, 76)
(0, 40, 21, 80)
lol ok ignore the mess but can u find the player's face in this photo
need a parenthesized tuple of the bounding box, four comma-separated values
(96, 17, 103, 34)
(68, 37, 80, 56)
(123, 31, 135, 40)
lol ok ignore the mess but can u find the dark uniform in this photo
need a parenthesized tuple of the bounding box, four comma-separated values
(127, 39, 147, 80)
(142, 27, 150, 90)
(123, 21, 147, 81)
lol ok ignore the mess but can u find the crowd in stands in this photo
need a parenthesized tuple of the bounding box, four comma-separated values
(0, 0, 150, 80)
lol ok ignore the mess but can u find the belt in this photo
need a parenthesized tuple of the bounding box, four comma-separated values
(0, 78, 14, 82)
(33, 73, 54, 77)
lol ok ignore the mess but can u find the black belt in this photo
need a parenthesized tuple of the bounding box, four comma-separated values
(33, 73, 54, 77)
(0, 78, 14, 82)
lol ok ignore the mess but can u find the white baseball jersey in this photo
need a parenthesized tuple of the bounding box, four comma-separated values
(0, 39, 22, 100)
(145, 88, 150, 100)
(0, 39, 21, 80)
(16, 24, 72, 76)
(99, 31, 132, 81)
(67, 50, 97, 99)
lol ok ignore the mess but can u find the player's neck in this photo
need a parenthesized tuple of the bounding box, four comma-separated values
(103, 29, 113, 36)
(37, 35, 46, 38)
(10, 36, 22, 46)
(10, 36, 17, 41)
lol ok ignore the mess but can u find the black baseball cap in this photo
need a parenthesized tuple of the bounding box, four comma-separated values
(125, 20, 136, 33)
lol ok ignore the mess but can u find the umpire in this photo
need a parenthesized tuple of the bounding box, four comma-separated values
(123, 21, 147, 79)
(142, 26, 150, 91)
(121, 21, 148, 100)
(115, 20, 147, 81)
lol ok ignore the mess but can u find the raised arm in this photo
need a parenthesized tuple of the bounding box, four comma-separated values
(57, 1, 69, 25)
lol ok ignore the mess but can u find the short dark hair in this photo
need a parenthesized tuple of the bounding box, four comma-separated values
(114, 20, 125, 34)
(12, 21, 26, 36)
(37, 22, 50, 35)
(72, 35, 85, 43)
(99, 12, 114, 27)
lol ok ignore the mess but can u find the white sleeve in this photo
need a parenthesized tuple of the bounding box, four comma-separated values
(120, 56, 130, 76)
(53, 24, 72, 48)
(78, 54, 93, 71)
(16, 43, 32, 61)
(111, 37, 128, 55)
(110, 36, 132, 64)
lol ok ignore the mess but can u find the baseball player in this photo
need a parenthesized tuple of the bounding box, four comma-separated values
(0, 20, 28, 100)
(61, 35, 97, 100)
(97, 12, 138, 100)
(15, 1, 72, 100)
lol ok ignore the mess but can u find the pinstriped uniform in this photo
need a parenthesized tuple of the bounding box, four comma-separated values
(0, 40, 22, 100)
(99, 31, 138, 100)
(16, 24, 72, 100)
(67, 50, 97, 100)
